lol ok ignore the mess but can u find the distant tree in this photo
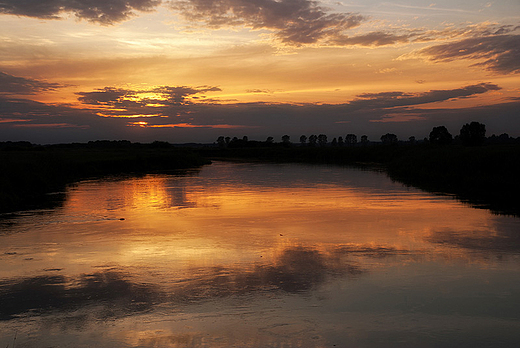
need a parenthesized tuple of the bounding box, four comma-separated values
(338, 136, 344, 146)
(460, 121, 486, 146)
(360, 135, 368, 145)
(299, 135, 307, 145)
(242, 135, 248, 142)
(217, 136, 225, 148)
(498, 133, 511, 143)
(225, 136, 231, 145)
(331, 137, 338, 146)
(266, 136, 274, 144)
(409, 136, 416, 144)
(318, 134, 328, 147)
(345, 134, 357, 146)
(282, 134, 290, 144)
(381, 133, 398, 144)
(309, 134, 318, 146)
(429, 126, 453, 145)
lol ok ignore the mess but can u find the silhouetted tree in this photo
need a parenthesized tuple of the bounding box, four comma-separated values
(345, 134, 357, 146)
(242, 135, 248, 142)
(217, 136, 225, 148)
(225, 136, 231, 145)
(460, 121, 486, 146)
(498, 133, 511, 143)
(299, 135, 307, 145)
(266, 136, 274, 144)
(331, 137, 338, 146)
(282, 134, 291, 147)
(409, 136, 416, 144)
(338, 136, 344, 146)
(360, 135, 368, 145)
(381, 133, 398, 144)
(318, 134, 328, 147)
(429, 126, 452, 145)
(309, 134, 318, 146)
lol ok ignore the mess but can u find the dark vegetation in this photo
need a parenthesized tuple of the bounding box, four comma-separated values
(2, 121, 520, 216)
(0, 140, 209, 213)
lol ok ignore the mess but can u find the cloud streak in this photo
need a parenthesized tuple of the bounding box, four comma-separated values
(0, 0, 161, 24)
(0, 71, 65, 95)
(348, 83, 501, 110)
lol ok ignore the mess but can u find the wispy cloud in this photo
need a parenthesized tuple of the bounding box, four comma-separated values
(380, 2, 476, 14)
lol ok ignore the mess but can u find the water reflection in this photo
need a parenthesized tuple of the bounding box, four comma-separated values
(1, 161, 520, 347)
(428, 216, 520, 255)
(1, 245, 371, 321)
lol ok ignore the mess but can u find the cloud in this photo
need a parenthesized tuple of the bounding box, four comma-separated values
(1, 81, 516, 144)
(347, 83, 501, 110)
(76, 85, 222, 118)
(171, 0, 366, 45)
(416, 34, 520, 74)
(330, 31, 414, 47)
(0, 71, 65, 95)
(0, 0, 161, 24)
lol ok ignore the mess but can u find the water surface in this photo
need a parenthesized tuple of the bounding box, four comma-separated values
(1, 161, 520, 347)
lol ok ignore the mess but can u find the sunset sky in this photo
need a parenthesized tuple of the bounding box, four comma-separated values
(1, 0, 519, 144)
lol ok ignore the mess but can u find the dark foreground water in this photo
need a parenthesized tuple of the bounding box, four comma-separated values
(1, 161, 520, 347)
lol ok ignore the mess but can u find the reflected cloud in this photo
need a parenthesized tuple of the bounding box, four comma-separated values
(0, 245, 372, 320)
(427, 221, 520, 254)
(0, 271, 159, 320)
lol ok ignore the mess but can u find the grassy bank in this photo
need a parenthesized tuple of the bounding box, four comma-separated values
(0, 141, 210, 213)
(199, 143, 520, 216)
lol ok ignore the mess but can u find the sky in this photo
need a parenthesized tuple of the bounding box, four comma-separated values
(0, 0, 519, 144)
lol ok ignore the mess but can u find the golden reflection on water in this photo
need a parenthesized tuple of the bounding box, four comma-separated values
(1, 161, 520, 347)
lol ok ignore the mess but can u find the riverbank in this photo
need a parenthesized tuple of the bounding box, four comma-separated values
(199, 144, 520, 216)
(0, 141, 210, 213)
(2, 141, 519, 216)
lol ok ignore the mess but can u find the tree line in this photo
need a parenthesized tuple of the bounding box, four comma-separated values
(217, 122, 519, 148)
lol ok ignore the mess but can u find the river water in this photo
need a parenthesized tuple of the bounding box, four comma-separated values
(1, 161, 520, 347)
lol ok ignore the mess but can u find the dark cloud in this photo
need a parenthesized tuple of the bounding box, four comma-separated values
(77, 87, 134, 106)
(418, 34, 520, 74)
(347, 83, 501, 110)
(77, 85, 221, 109)
(1, 82, 517, 144)
(0, 0, 161, 24)
(171, 0, 366, 45)
(0, 71, 65, 95)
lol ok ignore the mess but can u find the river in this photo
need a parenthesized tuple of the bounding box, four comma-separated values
(1, 161, 520, 347)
